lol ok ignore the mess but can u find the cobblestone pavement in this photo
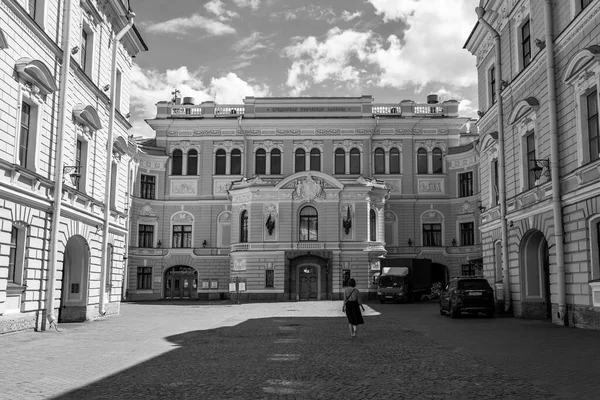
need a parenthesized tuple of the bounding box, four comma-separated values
(1, 301, 599, 400)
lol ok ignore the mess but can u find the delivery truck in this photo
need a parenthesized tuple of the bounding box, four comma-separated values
(377, 258, 433, 303)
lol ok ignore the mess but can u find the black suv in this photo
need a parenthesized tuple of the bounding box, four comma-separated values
(439, 277, 495, 318)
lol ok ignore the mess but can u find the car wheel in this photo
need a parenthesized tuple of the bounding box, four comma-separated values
(450, 303, 460, 319)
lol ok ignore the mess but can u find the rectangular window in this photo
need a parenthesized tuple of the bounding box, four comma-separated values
(81, 29, 88, 72)
(138, 224, 154, 248)
(461, 260, 483, 277)
(173, 225, 192, 248)
(140, 174, 156, 199)
(265, 269, 274, 288)
(19, 102, 31, 168)
(492, 159, 499, 205)
(521, 19, 531, 68)
(423, 223, 441, 247)
(459, 171, 473, 197)
(526, 131, 536, 189)
(137, 267, 152, 289)
(270, 150, 281, 175)
(342, 269, 351, 287)
(75, 139, 83, 191)
(8, 227, 18, 283)
(460, 222, 475, 246)
(489, 65, 496, 106)
(28, 0, 37, 18)
(115, 69, 122, 112)
(587, 89, 599, 162)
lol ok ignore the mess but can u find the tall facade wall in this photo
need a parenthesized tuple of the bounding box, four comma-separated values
(0, 0, 146, 334)
(466, 0, 600, 328)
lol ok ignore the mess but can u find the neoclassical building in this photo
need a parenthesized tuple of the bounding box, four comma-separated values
(0, 0, 146, 333)
(465, 0, 600, 328)
(127, 95, 483, 302)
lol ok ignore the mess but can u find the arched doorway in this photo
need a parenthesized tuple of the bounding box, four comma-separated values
(520, 230, 551, 319)
(286, 252, 330, 301)
(59, 235, 90, 323)
(164, 266, 198, 299)
(298, 264, 319, 300)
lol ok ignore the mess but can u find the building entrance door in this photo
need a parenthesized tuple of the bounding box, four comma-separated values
(299, 266, 318, 300)
(164, 266, 197, 299)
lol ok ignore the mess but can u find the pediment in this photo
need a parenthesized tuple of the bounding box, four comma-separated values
(563, 45, 600, 84)
(509, 97, 539, 125)
(275, 171, 344, 190)
(15, 58, 57, 95)
(73, 104, 102, 131)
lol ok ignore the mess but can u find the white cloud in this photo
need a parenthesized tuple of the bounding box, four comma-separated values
(341, 10, 362, 22)
(367, 0, 419, 22)
(204, 0, 240, 21)
(233, 0, 261, 11)
(233, 32, 270, 53)
(283, 27, 372, 95)
(129, 66, 269, 137)
(146, 14, 236, 36)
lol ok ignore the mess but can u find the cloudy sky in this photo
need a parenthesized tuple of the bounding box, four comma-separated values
(129, 0, 480, 138)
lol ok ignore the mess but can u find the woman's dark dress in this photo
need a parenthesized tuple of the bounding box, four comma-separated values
(345, 301, 364, 325)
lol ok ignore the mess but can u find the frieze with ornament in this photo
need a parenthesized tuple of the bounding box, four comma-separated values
(316, 128, 340, 134)
(193, 129, 222, 136)
(238, 129, 261, 135)
(171, 180, 197, 195)
(448, 156, 478, 170)
(277, 129, 301, 134)
(292, 174, 326, 201)
(341, 192, 369, 199)
(555, 1, 600, 53)
(418, 180, 444, 194)
(172, 211, 193, 222)
(233, 259, 246, 271)
(356, 128, 379, 134)
(214, 180, 233, 195)
(384, 180, 401, 193)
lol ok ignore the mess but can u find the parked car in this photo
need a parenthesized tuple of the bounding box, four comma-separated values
(439, 277, 495, 318)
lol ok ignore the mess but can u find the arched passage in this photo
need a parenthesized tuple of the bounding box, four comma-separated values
(519, 230, 551, 319)
(59, 235, 90, 323)
(164, 266, 197, 299)
(431, 263, 449, 287)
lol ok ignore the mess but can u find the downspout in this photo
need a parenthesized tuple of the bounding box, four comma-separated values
(45, 0, 73, 330)
(475, 7, 511, 312)
(99, 11, 136, 315)
(121, 151, 136, 301)
(543, 0, 566, 325)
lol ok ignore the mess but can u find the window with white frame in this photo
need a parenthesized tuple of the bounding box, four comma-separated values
(349, 148, 360, 174)
(231, 149, 241, 175)
(18, 100, 40, 170)
(110, 161, 118, 209)
(173, 225, 192, 248)
(589, 217, 600, 281)
(295, 149, 305, 172)
(525, 130, 537, 190)
(586, 89, 599, 162)
(389, 148, 401, 174)
(374, 147, 385, 174)
(75, 138, 88, 192)
(423, 223, 442, 247)
(105, 244, 113, 290)
(270, 149, 281, 174)
(115, 69, 122, 112)
(137, 267, 152, 289)
(8, 224, 27, 286)
(432, 148, 443, 174)
(494, 240, 502, 282)
(217, 212, 231, 248)
(187, 149, 198, 175)
(140, 174, 156, 199)
(491, 158, 499, 206)
(384, 211, 397, 247)
(417, 148, 428, 174)
(80, 24, 94, 76)
(310, 148, 321, 171)
(460, 222, 475, 246)
(240, 210, 248, 243)
(299, 206, 318, 241)
(489, 65, 496, 107)
(138, 224, 154, 248)
(215, 149, 226, 174)
(369, 209, 377, 241)
(255, 148, 266, 174)
(520, 18, 531, 69)
(172, 149, 183, 175)
(334, 148, 345, 174)
(459, 171, 473, 197)
(265, 269, 274, 288)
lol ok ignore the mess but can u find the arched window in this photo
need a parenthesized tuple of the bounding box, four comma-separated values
(370, 209, 377, 241)
(349, 148, 360, 174)
(271, 149, 281, 175)
(432, 147, 443, 174)
(295, 149, 306, 173)
(187, 149, 198, 175)
(255, 148, 266, 175)
(417, 148, 428, 174)
(334, 148, 345, 174)
(374, 147, 385, 174)
(172, 149, 183, 175)
(310, 148, 320, 171)
(240, 210, 248, 243)
(215, 149, 226, 175)
(299, 206, 318, 241)
(231, 149, 241, 175)
(390, 148, 400, 174)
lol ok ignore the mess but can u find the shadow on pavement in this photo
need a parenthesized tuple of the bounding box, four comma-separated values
(51, 311, 558, 400)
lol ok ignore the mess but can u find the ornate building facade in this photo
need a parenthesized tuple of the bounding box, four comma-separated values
(127, 95, 482, 302)
(465, 0, 600, 328)
(0, 0, 146, 333)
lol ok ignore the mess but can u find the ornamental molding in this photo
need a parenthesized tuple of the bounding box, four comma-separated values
(417, 179, 445, 194)
(555, 1, 600, 54)
(218, 211, 231, 222)
(214, 140, 244, 152)
(140, 203, 156, 216)
(291, 173, 326, 201)
(253, 140, 284, 151)
(372, 139, 402, 151)
(193, 129, 222, 136)
(170, 180, 197, 195)
(293, 139, 324, 152)
(448, 156, 478, 170)
(171, 211, 194, 222)
(233, 259, 246, 271)
(333, 139, 363, 151)
(414, 140, 446, 152)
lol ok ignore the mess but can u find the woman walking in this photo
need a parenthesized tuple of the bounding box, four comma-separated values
(342, 278, 365, 338)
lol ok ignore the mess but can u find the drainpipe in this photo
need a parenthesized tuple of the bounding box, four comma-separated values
(475, 7, 511, 312)
(45, 0, 73, 330)
(543, 0, 566, 325)
(99, 11, 136, 315)
(121, 152, 136, 301)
